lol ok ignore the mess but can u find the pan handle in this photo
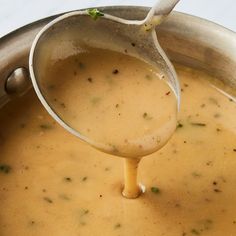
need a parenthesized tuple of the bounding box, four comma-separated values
(0, 34, 32, 108)
(0, 18, 55, 108)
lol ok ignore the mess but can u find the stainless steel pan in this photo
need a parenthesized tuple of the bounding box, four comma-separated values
(0, 6, 235, 108)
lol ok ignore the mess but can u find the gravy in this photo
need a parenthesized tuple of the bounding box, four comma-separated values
(0, 65, 236, 235)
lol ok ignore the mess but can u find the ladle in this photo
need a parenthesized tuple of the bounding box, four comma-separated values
(29, 0, 180, 198)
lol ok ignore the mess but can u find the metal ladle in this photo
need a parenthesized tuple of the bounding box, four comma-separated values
(29, 0, 180, 155)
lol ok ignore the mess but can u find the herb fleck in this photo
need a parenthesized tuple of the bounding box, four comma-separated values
(190, 122, 206, 127)
(109, 144, 119, 154)
(177, 122, 183, 129)
(214, 113, 221, 118)
(191, 229, 200, 235)
(39, 124, 53, 130)
(79, 62, 85, 69)
(112, 69, 119, 74)
(30, 220, 35, 225)
(59, 194, 70, 201)
(87, 77, 93, 83)
(214, 189, 222, 193)
(166, 91, 171, 95)
(114, 223, 121, 229)
(151, 186, 160, 194)
(80, 209, 89, 216)
(43, 197, 53, 204)
(208, 97, 220, 107)
(145, 74, 153, 80)
(131, 42, 136, 47)
(143, 112, 153, 120)
(87, 9, 104, 20)
(82, 176, 88, 182)
(0, 164, 11, 174)
(192, 172, 202, 178)
(48, 84, 55, 90)
(91, 97, 101, 105)
(60, 103, 66, 108)
(64, 177, 72, 182)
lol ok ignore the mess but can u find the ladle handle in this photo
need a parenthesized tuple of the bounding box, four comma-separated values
(144, 0, 180, 24)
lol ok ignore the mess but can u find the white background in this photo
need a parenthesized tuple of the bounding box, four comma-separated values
(0, 0, 235, 37)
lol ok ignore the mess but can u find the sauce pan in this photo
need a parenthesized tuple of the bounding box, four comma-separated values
(0, 6, 235, 108)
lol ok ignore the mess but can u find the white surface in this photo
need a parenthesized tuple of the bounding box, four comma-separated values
(0, 0, 235, 37)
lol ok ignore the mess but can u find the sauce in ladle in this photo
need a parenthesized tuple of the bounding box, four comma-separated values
(37, 48, 178, 198)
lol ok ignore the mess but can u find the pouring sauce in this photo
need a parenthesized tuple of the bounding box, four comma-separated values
(37, 48, 178, 198)
(1, 65, 236, 235)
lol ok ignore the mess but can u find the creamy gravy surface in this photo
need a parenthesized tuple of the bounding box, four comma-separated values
(38, 48, 177, 158)
(1, 65, 236, 235)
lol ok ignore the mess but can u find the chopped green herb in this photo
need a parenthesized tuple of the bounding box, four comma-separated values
(91, 97, 101, 105)
(48, 84, 55, 90)
(190, 122, 206, 127)
(214, 113, 221, 118)
(30, 220, 35, 225)
(192, 172, 201, 178)
(176, 122, 183, 129)
(151, 186, 160, 194)
(214, 189, 222, 193)
(145, 74, 153, 80)
(79, 62, 85, 69)
(108, 144, 119, 154)
(60, 103, 66, 108)
(143, 112, 153, 120)
(87, 9, 104, 20)
(64, 177, 72, 182)
(43, 197, 53, 204)
(0, 164, 11, 174)
(59, 194, 70, 201)
(191, 229, 200, 235)
(82, 176, 88, 182)
(112, 69, 119, 74)
(80, 209, 89, 216)
(208, 97, 219, 105)
(39, 124, 53, 130)
(87, 77, 93, 83)
(114, 223, 121, 229)
(203, 219, 213, 230)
